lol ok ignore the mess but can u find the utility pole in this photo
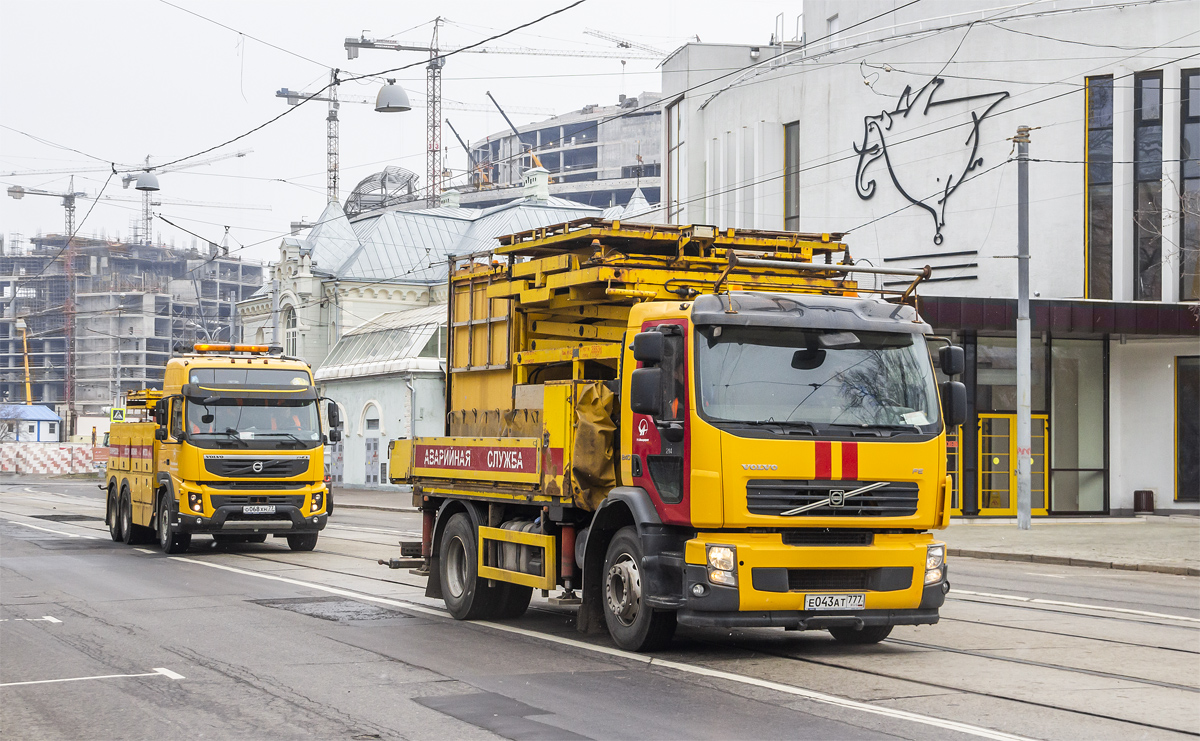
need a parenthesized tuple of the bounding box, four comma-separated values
(1015, 125, 1032, 531)
(427, 18, 444, 208)
(16, 318, 32, 404)
(271, 275, 280, 345)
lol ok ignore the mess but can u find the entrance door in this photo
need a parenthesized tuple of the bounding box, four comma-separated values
(978, 414, 1049, 516)
(364, 438, 379, 484)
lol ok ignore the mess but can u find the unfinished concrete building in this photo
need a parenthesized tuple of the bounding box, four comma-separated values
(0, 234, 263, 431)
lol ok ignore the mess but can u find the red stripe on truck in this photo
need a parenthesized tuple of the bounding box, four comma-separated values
(815, 441, 832, 479)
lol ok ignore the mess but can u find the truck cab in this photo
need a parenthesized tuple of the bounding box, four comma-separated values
(105, 343, 340, 553)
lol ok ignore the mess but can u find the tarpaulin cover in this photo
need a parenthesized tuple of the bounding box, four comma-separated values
(571, 382, 617, 510)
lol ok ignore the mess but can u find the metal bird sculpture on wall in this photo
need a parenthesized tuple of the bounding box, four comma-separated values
(854, 77, 1009, 244)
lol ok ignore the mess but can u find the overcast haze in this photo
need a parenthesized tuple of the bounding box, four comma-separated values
(0, 0, 793, 265)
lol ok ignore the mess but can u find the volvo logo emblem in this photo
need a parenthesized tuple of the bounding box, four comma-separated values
(829, 490, 846, 507)
(742, 464, 779, 471)
(252, 461, 263, 473)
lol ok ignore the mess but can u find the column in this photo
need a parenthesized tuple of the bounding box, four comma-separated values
(1111, 65, 1135, 301)
(1161, 64, 1182, 303)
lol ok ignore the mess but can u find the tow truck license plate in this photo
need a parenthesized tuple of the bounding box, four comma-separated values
(242, 505, 276, 515)
(805, 593, 865, 610)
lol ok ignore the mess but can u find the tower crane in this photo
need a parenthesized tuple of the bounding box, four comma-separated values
(5, 176, 88, 236)
(582, 29, 666, 56)
(276, 81, 550, 205)
(345, 21, 662, 208)
(122, 150, 253, 245)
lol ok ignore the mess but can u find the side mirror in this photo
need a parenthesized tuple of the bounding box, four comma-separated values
(630, 367, 662, 416)
(328, 428, 342, 443)
(940, 381, 967, 427)
(327, 403, 341, 430)
(154, 400, 167, 426)
(154, 428, 167, 441)
(939, 345, 965, 376)
(632, 332, 664, 365)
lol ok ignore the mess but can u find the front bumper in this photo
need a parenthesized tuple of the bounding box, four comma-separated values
(173, 506, 328, 534)
(678, 531, 948, 630)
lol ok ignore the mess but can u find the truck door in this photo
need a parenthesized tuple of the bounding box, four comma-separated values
(630, 320, 691, 525)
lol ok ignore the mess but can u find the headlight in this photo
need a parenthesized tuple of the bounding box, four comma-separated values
(311, 490, 324, 512)
(924, 566, 944, 584)
(707, 545, 736, 572)
(187, 491, 202, 513)
(709, 569, 737, 586)
(926, 544, 945, 570)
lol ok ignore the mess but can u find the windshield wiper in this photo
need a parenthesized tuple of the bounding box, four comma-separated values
(202, 427, 248, 447)
(827, 422, 924, 435)
(254, 432, 309, 446)
(742, 419, 819, 435)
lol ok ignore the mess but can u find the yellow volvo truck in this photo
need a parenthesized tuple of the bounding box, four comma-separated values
(105, 344, 342, 554)
(388, 220, 966, 651)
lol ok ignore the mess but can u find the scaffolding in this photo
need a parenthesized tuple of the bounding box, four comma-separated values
(0, 234, 264, 432)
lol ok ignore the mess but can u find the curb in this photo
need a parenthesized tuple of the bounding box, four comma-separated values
(336, 503, 418, 514)
(948, 548, 1199, 577)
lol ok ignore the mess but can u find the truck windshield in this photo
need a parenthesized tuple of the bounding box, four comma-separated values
(695, 326, 940, 432)
(186, 398, 321, 446)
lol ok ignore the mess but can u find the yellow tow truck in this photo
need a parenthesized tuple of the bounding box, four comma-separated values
(387, 219, 965, 650)
(105, 343, 342, 553)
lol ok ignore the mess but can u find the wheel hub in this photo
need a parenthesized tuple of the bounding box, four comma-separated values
(445, 535, 468, 599)
(606, 556, 641, 626)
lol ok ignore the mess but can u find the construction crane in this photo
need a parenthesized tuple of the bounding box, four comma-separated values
(122, 150, 253, 245)
(445, 118, 490, 188)
(276, 82, 550, 205)
(485, 91, 543, 172)
(582, 29, 666, 56)
(5, 176, 88, 236)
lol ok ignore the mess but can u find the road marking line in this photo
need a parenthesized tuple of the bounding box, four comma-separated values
(0, 668, 184, 688)
(171, 556, 1032, 741)
(134, 548, 156, 554)
(953, 589, 1200, 623)
(5, 520, 99, 540)
(1024, 573, 1066, 579)
(326, 524, 422, 537)
(0, 616, 61, 623)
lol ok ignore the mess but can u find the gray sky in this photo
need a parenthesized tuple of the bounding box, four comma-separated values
(0, 0, 793, 265)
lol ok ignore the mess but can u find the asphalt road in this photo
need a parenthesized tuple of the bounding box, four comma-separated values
(2, 477, 1197, 740)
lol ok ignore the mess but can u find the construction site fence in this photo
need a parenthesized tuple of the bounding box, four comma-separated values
(0, 443, 103, 475)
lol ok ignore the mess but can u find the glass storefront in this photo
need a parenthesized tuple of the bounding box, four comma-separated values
(1050, 340, 1106, 512)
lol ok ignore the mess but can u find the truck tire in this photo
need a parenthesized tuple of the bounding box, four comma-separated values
(439, 512, 499, 620)
(107, 484, 123, 542)
(493, 583, 533, 619)
(602, 526, 676, 651)
(120, 490, 150, 545)
(287, 533, 319, 551)
(829, 625, 893, 644)
(157, 494, 191, 554)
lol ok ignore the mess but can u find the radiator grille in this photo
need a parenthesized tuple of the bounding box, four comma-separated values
(788, 569, 871, 591)
(210, 494, 304, 509)
(203, 456, 309, 478)
(781, 529, 874, 547)
(205, 481, 308, 490)
(747, 480, 919, 517)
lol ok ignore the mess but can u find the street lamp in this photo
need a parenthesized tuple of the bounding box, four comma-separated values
(375, 79, 412, 113)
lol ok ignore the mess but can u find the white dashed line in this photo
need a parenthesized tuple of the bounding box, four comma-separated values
(0, 667, 184, 688)
(953, 589, 1200, 623)
(6, 521, 100, 539)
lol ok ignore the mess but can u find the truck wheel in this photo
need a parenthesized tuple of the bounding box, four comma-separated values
(120, 491, 137, 545)
(439, 513, 498, 620)
(602, 526, 676, 652)
(287, 533, 318, 551)
(493, 583, 533, 619)
(107, 485, 123, 542)
(829, 625, 893, 644)
(157, 495, 191, 554)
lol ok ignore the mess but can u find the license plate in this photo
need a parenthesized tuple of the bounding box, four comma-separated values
(804, 593, 865, 611)
(243, 505, 276, 515)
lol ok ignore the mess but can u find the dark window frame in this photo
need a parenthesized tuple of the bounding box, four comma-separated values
(1177, 356, 1200, 502)
(1181, 69, 1200, 301)
(784, 121, 800, 231)
(1134, 70, 1164, 301)
(1085, 76, 1114, 299)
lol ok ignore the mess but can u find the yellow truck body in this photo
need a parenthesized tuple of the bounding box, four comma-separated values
(388, 219, 963, 650)
(104, 344, 334, 553)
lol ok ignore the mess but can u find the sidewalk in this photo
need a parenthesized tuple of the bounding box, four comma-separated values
(334, 485, 416, 513)
(943, 516, 1200, 576)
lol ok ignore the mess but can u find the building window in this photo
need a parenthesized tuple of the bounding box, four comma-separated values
(27, 424, 36, 434)
(365, 417, 380, 431)
(827, 14, 841, 48)
(1050, 340, 1106, 512)
(1085, 76, 1113, 299)
(1181, 69, 1200, 301)
(784, 121, 800, 231)
(284, 306, 297, 356)
(666, 98, 684, 223)
(1178, 357, 1199, 502)
(47, 422, 56, 436)
(1134, 71, 1163, 300)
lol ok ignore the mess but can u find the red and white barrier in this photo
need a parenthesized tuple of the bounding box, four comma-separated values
(0, 443, 98, 475)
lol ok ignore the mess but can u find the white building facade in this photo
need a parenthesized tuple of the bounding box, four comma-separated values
(662, 0, 1199, 514)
